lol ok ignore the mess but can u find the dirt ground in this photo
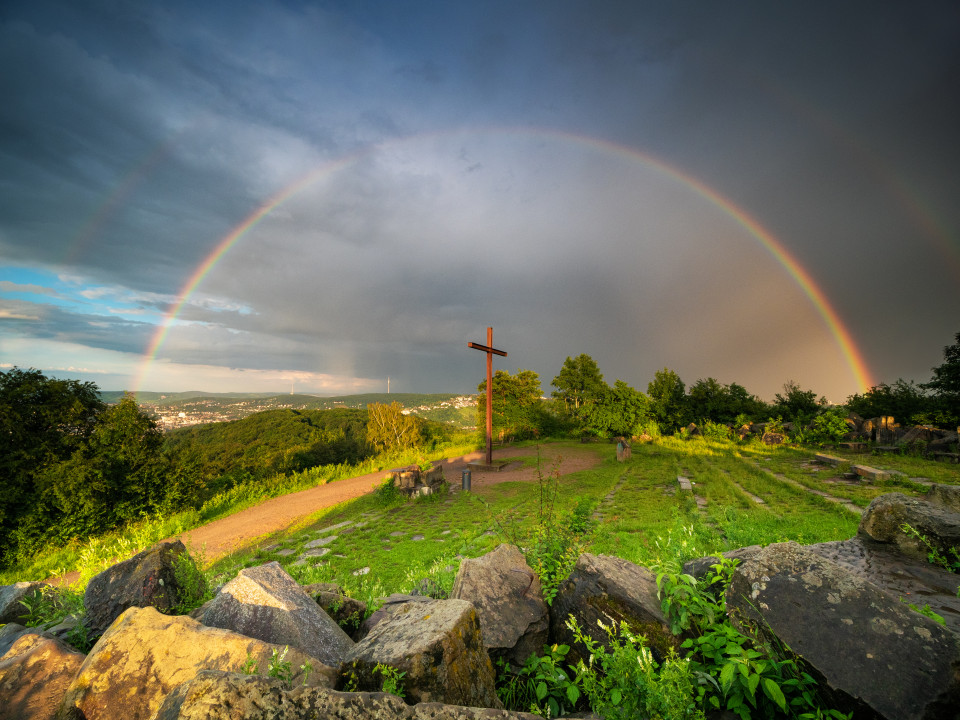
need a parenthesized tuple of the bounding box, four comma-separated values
(176, 443, 604, 562)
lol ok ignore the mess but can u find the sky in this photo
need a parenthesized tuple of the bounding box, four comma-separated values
(1, 1, 958, 403)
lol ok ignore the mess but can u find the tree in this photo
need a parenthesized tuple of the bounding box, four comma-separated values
(845, 380, 931, 424)
(647, 368, 687, 432)
(687, 378, 768, 424)
(773, 381, 825, 422)
(922, 331, 960, 426)
(0, 368, 104, 560)
(478, 369, 543, 440)
(580, 380, 651, 437)
(551, 354, 607, 412)
(366, 402, 422, 452)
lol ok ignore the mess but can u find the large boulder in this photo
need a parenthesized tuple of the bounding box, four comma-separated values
(0, 582, 48, 624)
(450, 544, 548, 668)
(806, 536, 960, 637)
(157, 669, 541, 720)
(83, 540, 190, 636)
(726, 542, 960, 720)
(354, 593, 434, 642)
(196, 562, 354, 667)
(858, 492, 960, 562)
(549, 553, 676, 665)
(0, 632, 85, 720)
(925, 484, 960, 514)
(339, 598, 501, 708)
(57, 606, 334, 720)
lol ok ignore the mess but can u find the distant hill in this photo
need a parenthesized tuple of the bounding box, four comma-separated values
(101, 391, 463, 408)
(110, 391, 476, 429)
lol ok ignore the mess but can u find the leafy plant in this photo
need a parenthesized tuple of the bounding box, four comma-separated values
(268, 646, 294, 688)
(496, 644, 580, 717)
(901, 597, 946, 625)
(374, 663, 407, 699)
(373, 476, 404, 506)
(170, 548, 213, 614)
(492, 450, 590, 605)
(241, 652, 259, 675)
(900, 522, 960, 575)
(567, 617, 703, 720)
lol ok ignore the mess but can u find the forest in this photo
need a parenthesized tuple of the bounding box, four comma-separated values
(1, 329, 956, 571)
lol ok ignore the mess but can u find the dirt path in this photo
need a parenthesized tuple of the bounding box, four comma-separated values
(177, 443, 603, 561)
(50, 444, 603, 586)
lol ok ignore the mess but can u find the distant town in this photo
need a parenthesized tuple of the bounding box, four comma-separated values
(116, 392, 478, 431)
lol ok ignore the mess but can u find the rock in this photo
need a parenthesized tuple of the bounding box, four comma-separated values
(761, 431, 786, 445)
(195, 561, 354, 667)
(726, 542, 960, 720)
(806, 536, 960, 637)
(858, 492, 960, 562)
(158, 669, 540, 720)
(302, 582, 367, 633)
(925, 484, 960, 513)
(0, 582, 48, 624)
(156, 670, 292, 720)
(339, 598, 501, 708)
(549, 553, 676, 666)
(0, 624, 32, 657)
(0, 632, 85, 720)
(450, 544, 548, 667)
(58, 606, 334, 720)
(83, 540, 190, 636)
(354, 594, 434, 642)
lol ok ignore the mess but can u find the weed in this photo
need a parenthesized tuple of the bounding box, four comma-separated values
(170, 548, 213, 614)
(373, 476, 404, 507)
(899, 523, 960, 575)
(268, 646, 294, 688)
(496, 644, 579, 717)
(492, 449, 591, 605)
(900, 597, 946, 625)
(567, 617, 704, 720)
(299, 659, 314, 686)
(241, 652, 259, 675)
(374, 663, 407, 698)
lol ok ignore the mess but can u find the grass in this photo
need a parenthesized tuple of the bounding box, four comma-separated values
(8, 436, 959, 612)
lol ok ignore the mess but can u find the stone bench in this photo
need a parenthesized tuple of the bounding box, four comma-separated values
(814, 453, 844, 466)
(932, 452, 960, 464)
(851, 464, 889, 481)
(838, 442, 868, 452)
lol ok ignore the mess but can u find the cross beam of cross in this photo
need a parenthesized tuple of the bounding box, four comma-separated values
(468, 327, 507, 465)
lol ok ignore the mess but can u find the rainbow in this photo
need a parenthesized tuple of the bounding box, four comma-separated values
(133, 128, 874, 394)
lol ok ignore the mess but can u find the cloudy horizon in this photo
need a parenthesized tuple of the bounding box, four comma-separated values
(2, 1, 958, 403)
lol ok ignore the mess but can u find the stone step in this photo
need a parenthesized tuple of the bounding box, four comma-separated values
(677, 476, 693, 491)
(814, 453, 844, 466)
(852, 464, 889, 481)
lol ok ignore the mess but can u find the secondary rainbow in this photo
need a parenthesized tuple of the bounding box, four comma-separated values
(134, 128, 873, 394)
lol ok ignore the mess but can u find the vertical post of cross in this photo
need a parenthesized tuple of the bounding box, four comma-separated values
(468, 327, 507, 466)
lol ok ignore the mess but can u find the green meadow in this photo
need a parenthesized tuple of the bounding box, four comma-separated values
(200, 437, 957, 609)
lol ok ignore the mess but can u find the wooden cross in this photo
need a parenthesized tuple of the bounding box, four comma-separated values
(468, 326, 507, 465)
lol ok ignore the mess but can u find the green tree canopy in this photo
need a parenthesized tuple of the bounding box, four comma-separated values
(687, 378, 768, 425)
(647, 368, 687, 432)
(366, 401, 422, 453)
(772, 381, 825, 422)
(580, 379, 651, 437)
(922, 331, 960, 425)
(478, 369, 543, 440)
(551, 354, 607, 412)
(845, 379, 931, 424)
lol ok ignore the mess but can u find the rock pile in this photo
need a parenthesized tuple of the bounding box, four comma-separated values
(0, 487, 958, 719)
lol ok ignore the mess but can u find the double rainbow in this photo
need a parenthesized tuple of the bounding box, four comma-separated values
(133, 129, 874, 394)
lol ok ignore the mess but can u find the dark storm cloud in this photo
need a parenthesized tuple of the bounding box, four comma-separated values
(1, 0, 958, 398)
